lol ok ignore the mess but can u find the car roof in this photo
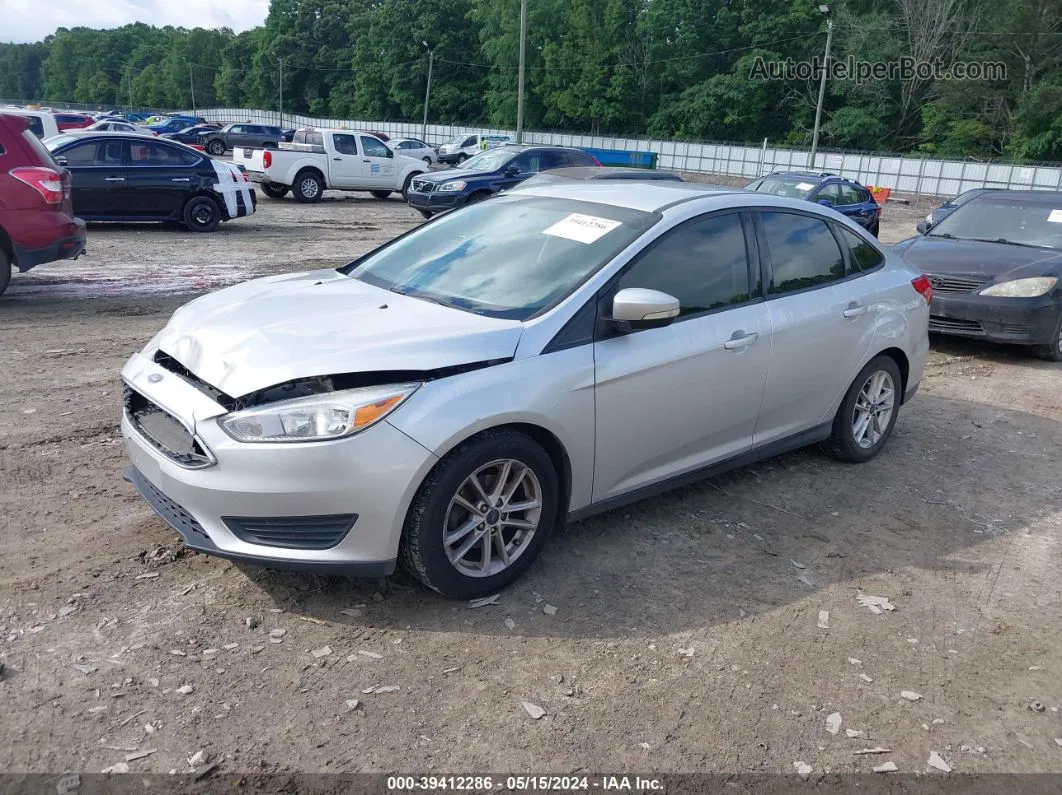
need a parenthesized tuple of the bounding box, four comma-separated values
(530, 166, 683, 181)
(507, 180, 747, 212)
(967, 189, 1062, 204)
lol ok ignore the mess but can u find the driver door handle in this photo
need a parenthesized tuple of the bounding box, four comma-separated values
(104, 177, 125, 182)
(723, 331, 759, 350)
(843, 303, 869, 318)
(333, 157, 342, 161)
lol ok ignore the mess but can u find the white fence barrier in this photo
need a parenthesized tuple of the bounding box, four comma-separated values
(195, 108, 1062, 198)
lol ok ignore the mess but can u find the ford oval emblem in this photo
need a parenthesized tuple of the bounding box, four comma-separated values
(148, 374, 163, 384)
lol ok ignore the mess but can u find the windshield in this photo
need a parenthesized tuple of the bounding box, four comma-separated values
(929, 196, 1062, 249)
(458, 149, 514, 172)
(444, 135, 466, 146)
(747, 176, 817, 198)
(342, 195, 659, 320)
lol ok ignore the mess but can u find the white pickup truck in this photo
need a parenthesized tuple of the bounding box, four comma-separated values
(233, 128, 428, 203)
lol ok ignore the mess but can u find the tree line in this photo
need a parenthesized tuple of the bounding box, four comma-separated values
(2, 0, 1062, 160)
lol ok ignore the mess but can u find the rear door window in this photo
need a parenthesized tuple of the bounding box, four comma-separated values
(758, 211, 846, 294)
(333, 134, 359, 155)
(538, 150, 569, 171)
(839, 228, 885, 272)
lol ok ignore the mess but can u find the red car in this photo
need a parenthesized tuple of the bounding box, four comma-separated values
(0, 113, 86, 297)
(54, 113, 94, 132)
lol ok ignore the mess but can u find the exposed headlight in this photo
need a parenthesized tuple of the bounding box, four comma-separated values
(978, 277, 1057, 298)
(219, 383, 420, 443)
(438, 181, 466, 192)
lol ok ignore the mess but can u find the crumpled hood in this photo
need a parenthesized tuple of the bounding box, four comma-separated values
(893, 235, 1062, 278)
(153, 269, 523, 398)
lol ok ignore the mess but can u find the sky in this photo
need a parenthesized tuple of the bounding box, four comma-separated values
(1, 0, 271, 43)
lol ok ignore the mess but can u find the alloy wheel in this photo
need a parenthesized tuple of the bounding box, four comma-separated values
(851, 370, 895, 449)
(443, 459, 542, 578)
(300, 178, 319, 199)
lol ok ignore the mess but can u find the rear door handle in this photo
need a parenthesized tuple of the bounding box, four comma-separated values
(333, 157, 342, 161)
(362, 159, 371, 163)
(723, 331, 759, 350)
(104, 177, 125, 182)
(843, 303, 869, 318)
(170, 177, 191, 182)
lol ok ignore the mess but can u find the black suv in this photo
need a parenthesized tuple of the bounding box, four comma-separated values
(201, 124, 285, 156)
(405, 144, 599, 218)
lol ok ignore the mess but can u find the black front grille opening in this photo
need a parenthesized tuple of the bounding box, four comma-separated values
(222, 514, 358, 550)
(124, 385, 213, 467)
(1000, 324, 1034, 335)
(153, 350, 240, 412)
(134, 470, 210, 542)
(929, 316, 985, 335)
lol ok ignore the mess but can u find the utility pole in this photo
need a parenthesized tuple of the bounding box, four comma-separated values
(128, 74, 133, 111)
(278, 57, 285, 129)
(421, 42, 433, 142)
(516, 0, 527, 143)
(188, 61, 196, 114)
(809, 4, 833, 169)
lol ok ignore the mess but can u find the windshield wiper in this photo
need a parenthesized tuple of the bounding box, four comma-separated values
(964, 237, 1050, 249)
(389, 285, 453, 308)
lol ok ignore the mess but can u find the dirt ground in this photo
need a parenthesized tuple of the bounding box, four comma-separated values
(2, 182, 1061, 783)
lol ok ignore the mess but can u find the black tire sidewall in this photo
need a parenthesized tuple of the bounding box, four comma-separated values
(294, 172, 323, 203)
(401, 432, 559, 599)
(262, 183, 288, 199)
(183, 196, 220, 232)
(370, 190, 391, 200)
(0, 249, 11, 297)
(830, 355, 903, 463)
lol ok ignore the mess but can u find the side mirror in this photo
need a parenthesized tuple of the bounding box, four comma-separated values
(817, 198, 834, 207)
(916, 221, 929, 234)
(54, 156, 68, 167)
(504, 165, 520, 177)
(611, 288, 680, 329)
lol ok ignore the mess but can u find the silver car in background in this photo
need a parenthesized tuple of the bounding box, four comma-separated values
(121, 183, 931, 598)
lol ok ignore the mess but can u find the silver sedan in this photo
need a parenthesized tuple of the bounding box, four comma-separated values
(121, 182, 930, 598)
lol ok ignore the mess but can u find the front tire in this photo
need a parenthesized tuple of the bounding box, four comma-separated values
(417, 209, 432, 220)
(423, 157, 433, 165)
(869, 220, 880, 238)
(822, 355, 902, 463)
(262, 183, 289, 199)
(370, 190, 392, 200)
(206, 139, 226, 156)
(182, 196, 221, 233)
(400, 431, 559, 599)
(456, 153, 468, 164)
(401, 173, 418, 202)
(1034, 319, 1062, 362)
(293, 171, 324, 203)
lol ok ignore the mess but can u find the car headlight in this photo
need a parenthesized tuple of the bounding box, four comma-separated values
(978, 277, 1057, 298)
(438, 181, 466, 192)
(218, 383, 420, 443)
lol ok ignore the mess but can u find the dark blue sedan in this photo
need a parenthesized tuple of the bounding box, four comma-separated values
(161, 123, 222, 145)
(745, 171, 882, 237)
(405, 144, 599, 218)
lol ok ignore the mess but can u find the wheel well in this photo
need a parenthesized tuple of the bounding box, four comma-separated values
(878, 347, 910, 402)
(294, 167, 324, 184)
(436, 423, 573, 527)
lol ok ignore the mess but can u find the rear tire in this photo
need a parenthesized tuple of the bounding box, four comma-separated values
(399, 430, 559, 599)
(293, 171, 324, 203)
(456, 153, 468, 164)
(183, 196, 221, 233)
(464, 191, 491, 206)
(822, 355, 902, 463)
(370, 190, 392, 200)
(261, 183, 289, 199)
(206, 139, 226, 156)
(262, 141, 278, 149)
(0, 248, 11, 297)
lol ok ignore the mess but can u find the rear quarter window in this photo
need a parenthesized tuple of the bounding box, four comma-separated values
(568, 151, 597, 167)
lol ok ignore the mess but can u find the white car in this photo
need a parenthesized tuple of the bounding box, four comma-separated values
(85, 120, 157, 136)
(13, 110, 59, 139)
(389, 138, 437, 165)
(437, 133, 512, 164)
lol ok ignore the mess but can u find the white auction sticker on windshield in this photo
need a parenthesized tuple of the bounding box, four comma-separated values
(796, 182, 815, 191)
(543, 213, 623, 244)
(1048, 209, 1062, 223)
